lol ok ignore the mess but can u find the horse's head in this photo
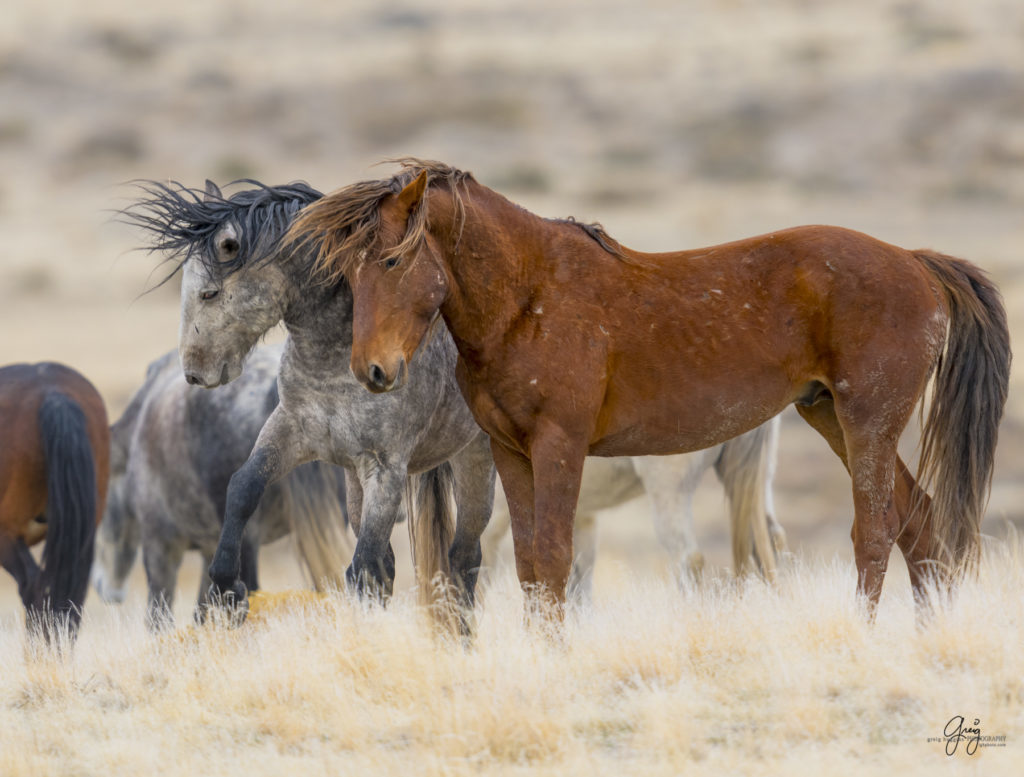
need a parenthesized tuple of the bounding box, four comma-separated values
(178, 219, 292, 388)
(290, 165, 457, 394)
(346, 171, 449, 393)
(126, 178, 321, 389)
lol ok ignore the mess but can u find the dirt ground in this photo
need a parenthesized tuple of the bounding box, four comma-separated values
(2, 0, 1024, 614)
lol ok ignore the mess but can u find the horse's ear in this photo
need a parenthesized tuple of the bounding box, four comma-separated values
(204, 179, 222, 202)
(395, 170, 428, 221)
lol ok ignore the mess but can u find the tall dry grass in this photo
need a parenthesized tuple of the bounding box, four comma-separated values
(1, 538, 1022, 776)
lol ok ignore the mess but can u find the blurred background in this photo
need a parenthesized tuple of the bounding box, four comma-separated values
(1, 0, 1023, 617)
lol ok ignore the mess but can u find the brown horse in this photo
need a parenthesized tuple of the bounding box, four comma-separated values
(289, 159, 1011, 616)
(0, 363, 110, 638)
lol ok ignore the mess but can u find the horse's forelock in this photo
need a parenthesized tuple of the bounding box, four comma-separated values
(291, 159, 472, 285)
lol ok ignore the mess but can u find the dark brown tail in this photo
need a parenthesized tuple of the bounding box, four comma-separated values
(36, 391, 99, 637)
(915, 250, 1011, 571)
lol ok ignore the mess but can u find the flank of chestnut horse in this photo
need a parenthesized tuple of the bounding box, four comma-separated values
(290, 160, 1010, 616)
(0, 362, 110, 639)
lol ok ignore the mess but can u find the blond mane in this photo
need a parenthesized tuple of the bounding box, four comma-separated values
(286, 158, 473, 285)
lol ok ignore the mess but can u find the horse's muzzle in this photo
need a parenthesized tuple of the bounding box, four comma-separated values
(364, 359, 406, 393)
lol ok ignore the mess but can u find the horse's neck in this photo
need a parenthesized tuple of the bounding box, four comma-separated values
(434, 183, 549, 359)
(281, 275, 354, 363)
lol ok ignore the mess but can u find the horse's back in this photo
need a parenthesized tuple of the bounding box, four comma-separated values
(585, 226, 947, 456)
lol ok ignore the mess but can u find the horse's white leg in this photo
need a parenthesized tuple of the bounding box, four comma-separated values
(478, 463, 512, 583)
(632, 454, 708, 588)
(567, 512, 597, 605)
(762, 416, 788, 555)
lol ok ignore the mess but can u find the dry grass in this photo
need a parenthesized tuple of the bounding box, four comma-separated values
(2, 540, 1022, 775)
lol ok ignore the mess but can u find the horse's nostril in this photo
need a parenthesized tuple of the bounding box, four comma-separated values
(185, 373, 201, 386)
(368, 363, 386, 387)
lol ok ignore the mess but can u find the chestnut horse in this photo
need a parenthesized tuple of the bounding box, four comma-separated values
(0, 363, 110, 638)
(289, 159, 1010, 615)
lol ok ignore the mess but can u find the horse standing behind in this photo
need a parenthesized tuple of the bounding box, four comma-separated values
(290, 159, 1010, 617)
(92, 346, 352, 624)
(482, 418, 784, 600)
(0, 362, 110, 640)
(122, 179, 496, 632)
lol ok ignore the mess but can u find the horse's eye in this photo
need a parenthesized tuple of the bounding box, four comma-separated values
(221, 238, 239, 255)
(200, 289, 220, 301)
(383, 256, 400, 270)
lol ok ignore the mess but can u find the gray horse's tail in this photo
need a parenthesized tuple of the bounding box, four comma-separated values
(36, 391, 99, 636)
(715, 418, 781, 579)
(276, 461, 352, 591)
(406, 463, 456, 607)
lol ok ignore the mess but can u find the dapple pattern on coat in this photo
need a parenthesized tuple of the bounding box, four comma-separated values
(123, 179, 496, 631)
(92, 346, 352, 625)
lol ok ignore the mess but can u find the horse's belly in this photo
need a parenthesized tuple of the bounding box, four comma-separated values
(590, 393, 783, 458)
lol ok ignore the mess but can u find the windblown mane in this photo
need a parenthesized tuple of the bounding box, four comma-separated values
(289, 157, 626, 284)
(120, 179, 323, 283)
(287, 158, 474, 285)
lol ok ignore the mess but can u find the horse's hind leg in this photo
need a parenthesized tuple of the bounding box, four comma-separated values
(447, 432, 497, 621)
(633, 455, 705, 587)
(0, 534, 42, 609)
(798, 393, 903, 615)
(893, 458, 939, 610)
(142, 533, 185, 629)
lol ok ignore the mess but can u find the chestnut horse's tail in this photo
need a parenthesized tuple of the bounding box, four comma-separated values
(914, 250, 1011, 572)
(406, 463, 456, 608)
(36, 391, 99, 634)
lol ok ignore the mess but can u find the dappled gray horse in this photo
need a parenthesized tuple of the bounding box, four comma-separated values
(124, 180, 495, 623)
(482, 418, 785, 601)
(92, 346, 352, 623)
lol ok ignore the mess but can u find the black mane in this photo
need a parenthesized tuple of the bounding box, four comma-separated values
(120, 179, 323, 281)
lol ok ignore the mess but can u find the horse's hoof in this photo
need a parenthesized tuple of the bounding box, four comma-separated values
(205, 580, 249, 627)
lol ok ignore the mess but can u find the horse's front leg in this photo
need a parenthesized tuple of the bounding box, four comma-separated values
(346, 461, 404, 600)
(208, 408, 307, 616)
(526, 422, 588, 615)
(489, 440, 537, 590)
